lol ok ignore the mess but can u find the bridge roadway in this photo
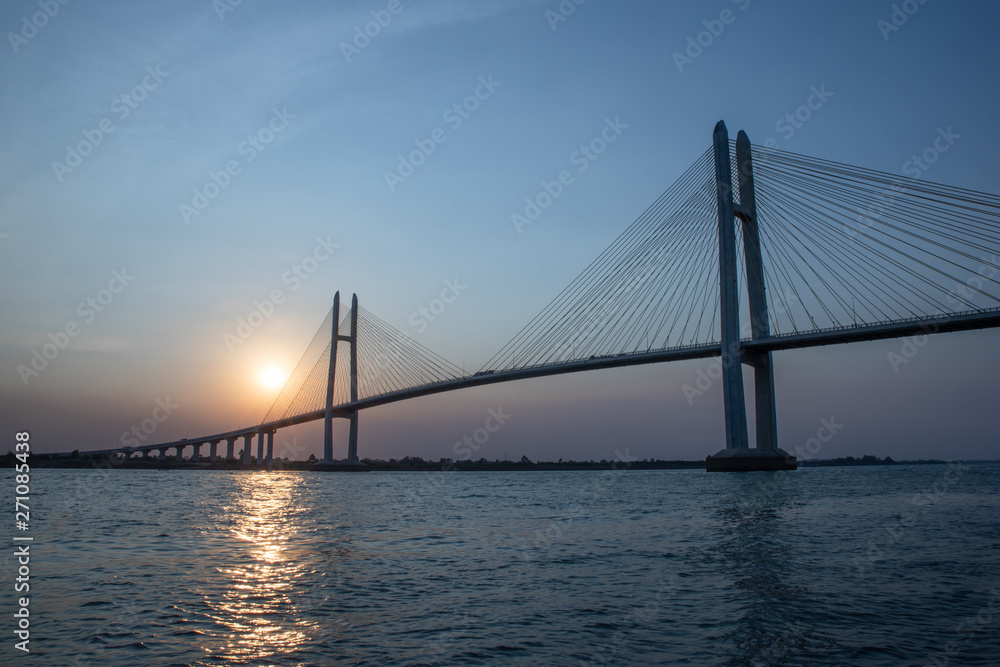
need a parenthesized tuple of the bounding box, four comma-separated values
(74, 307, 1000, 458)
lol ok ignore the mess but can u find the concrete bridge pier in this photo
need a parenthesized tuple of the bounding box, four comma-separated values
(209, 440, 219, 462)
(266, 431, 274, 465)
(242, 434, 252, 465)
(226, 437, 236, 461)
(191, 443, 201, 463)
(175, 444, 185, 462)
(347, 412, 359, 463)
(157, 448, 166, 461)
(256, 431, 265, 465)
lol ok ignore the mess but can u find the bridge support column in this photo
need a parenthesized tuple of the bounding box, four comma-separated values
(175, 444, 185, 462)
(191, 443, 201, 463)
(226, 437, 235, 461)
(705, 121, 795, 472)
(347, 412, 359, 463)
(323, 292, 341, 463)
(735, 131, 780, 454)
(242, 434, 252, 465)
(256, 432, 264, 465)
(209, 440, 219, 462)
(315, 293, 369, 472)
(266, 431, 274, 465)
(347, 296, 360, 463)
(158, 448, 166, 461)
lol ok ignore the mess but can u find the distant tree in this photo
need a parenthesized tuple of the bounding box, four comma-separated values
(308, 453, 317, 462)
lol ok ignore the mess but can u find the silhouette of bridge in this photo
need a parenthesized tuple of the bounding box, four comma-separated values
(77, 122, 1000, 470)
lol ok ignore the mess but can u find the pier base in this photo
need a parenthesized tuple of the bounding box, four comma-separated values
(706, 448, 797, 472)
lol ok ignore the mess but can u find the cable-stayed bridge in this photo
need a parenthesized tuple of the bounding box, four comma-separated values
(81, 121, 1000, 470)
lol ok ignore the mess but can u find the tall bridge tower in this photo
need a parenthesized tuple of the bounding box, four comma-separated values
(316, 291, 367, 471)
(706, 121, 795, 471)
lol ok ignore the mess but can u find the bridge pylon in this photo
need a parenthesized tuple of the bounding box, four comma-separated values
(317, 291, 367, 471)
(706, 121, 796, 472)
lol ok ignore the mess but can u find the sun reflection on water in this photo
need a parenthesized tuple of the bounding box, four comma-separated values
(205, 472, 313, 663)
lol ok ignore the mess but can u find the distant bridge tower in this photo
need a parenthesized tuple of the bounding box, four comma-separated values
(317, 291, 366, 470)
(706, 121, 796, 471)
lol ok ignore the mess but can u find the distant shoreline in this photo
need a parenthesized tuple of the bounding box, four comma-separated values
(8, 452, 986, 471)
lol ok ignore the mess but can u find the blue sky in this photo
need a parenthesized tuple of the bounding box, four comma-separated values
(2, 0, 998, 461)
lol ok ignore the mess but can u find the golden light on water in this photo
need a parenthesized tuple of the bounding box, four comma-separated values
(208, 473, 313, 662)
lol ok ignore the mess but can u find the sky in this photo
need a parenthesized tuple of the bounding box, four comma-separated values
(1, 0, 998, 462)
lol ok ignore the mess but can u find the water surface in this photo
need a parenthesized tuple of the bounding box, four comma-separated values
(6, 463, 1000, 665)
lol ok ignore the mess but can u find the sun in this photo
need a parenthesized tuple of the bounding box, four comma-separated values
(258, 367, 287, 390)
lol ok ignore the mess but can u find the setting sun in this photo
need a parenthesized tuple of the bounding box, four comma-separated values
(258, 367, 287, 391)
